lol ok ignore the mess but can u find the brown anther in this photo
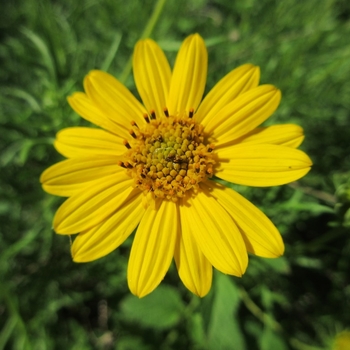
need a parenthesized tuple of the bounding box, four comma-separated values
(163, 107, 169, 117)
(129, 130, 137, 138)
(123, 140, 131, 149)
(118, 161, 127, 168)
(124, 162, 133, 169)
(189, 108, 194, 118)
(131, 121, 138, 128)
(143, 113, 150, 123)
(150, 110, 156, 120)
(208, 144, 215, 152)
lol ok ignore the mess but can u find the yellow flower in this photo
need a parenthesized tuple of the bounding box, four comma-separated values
(40, 34, 312, 298)
(333, 331, 350, 350)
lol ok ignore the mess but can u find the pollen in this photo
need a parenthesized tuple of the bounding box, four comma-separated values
(120, 111, 215, 202)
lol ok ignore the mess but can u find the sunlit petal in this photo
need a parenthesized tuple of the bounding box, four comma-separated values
(128, 200, 178, 298)
(84, 70, 147, 128)
(196, 64, 260, 126)
(40, 156, 123, 197)
(133, 39, 171, 119)
(174, 199, 212, 297)
(216, 143, 312, 186)
(72, 191, 144, 262)
(54, 173, 134, 234)
(203, 181, 284, 257)
(205, 85, 281, 143)
(67, 92, 128, 137)
(183, 190, 248, 276)
(54, 127, 125, 158)
(216, 124, 305, 149)
(167, 34, 207, 115)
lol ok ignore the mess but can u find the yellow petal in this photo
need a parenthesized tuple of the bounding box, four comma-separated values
(216, 124, 305, 149)
(216, 144, 312, 187)
(195, 64, 260, 126)
(183, 190, 248, 276)
(205, 85, 281, 143)
(202, 181, 284, 257)
(67, 92, 129, 138)
(72, 191, 144, 262)
(133, 39, 171, 119)
(174, 205, 212, 297)
(40, 156, 122, 197)
(54, 127, 125, 158)
(167, 34, 207, 116)
(84, 70, 147, 129)
(127, 200, 178, 298)
(54, 173, 134, 234)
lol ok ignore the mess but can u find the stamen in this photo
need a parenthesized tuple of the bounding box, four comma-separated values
(143, 113, 150, 123)
(123, 140, 131, 149)
(129, 130, 137, 138)
(124, 162, 133, 168)
(118, 161, 127, 168)
(163, 108, 169, 117)
(150, 110, 156, 120)
(189, 108, 194, 118)
(208, 144, 215, 152)
(131, 121, 138, 128)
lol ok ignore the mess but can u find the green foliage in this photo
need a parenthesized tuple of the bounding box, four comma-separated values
(1, 0, 350, 349)
(119, 285, 185, 330)
(205, 273, 245, 350)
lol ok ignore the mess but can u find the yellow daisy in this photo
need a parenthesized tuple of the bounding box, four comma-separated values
(333, 331, 350, 350)
(40, 34, 312, 298)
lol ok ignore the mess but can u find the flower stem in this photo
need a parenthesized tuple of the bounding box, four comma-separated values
(288, 182, 336, 204)
(238, 286, 324, 350)
(119, 0, 168, 84)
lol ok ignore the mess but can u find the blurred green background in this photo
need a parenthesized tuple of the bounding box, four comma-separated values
(1, 0, 350, 349)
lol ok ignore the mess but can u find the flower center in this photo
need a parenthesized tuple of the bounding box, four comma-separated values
(119, 109, 215, 203)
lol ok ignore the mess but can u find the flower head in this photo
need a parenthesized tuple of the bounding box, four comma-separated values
(41, 34, 312, 297)
(332, 331, 350, 350)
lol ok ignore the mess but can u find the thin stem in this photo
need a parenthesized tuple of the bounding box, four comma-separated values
(288, 182, 336, 205)
(238, 286, 282, 333)
(119, 0, 168, 84)
(238, 286, 324, 350)
(1, 288, 32, 350)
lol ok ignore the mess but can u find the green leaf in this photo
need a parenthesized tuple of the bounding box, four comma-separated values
(119, 285, 185, 330)
(188, 312, 207, 349)
(260, 328, 288, 350)
(207, 273, 246, 350)
(100, 32, 122, 72)
(117, 336, 152, 350)
(262, 257, 291, 274)
(21, 27, 57, 83)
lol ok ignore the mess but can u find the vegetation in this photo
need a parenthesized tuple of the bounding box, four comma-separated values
(1, 0, 350, 349)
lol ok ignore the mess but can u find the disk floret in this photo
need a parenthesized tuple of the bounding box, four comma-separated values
(120, 113, 215, 202)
